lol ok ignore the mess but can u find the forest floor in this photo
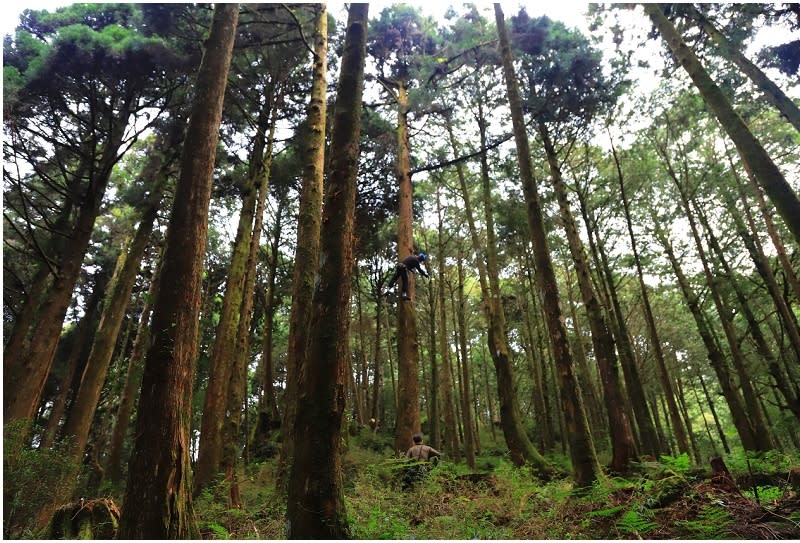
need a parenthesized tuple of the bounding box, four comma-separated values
(190, 433, 800, 540)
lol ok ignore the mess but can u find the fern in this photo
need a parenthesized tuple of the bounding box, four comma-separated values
(742, 485, 783, 503)
(674, 504, 732, 539)
(659, 452, 690, 473)
(617, 510, 657, 536)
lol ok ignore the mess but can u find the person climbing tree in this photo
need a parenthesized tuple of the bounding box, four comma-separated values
(384, 252, 429, 301)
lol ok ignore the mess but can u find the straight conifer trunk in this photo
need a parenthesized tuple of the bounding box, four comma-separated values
(538, 124, 637, 473)
(286, 4, 367, 538)
(118, 4, 237, 538)
(394, 81, 422, 454)
(281, 5, 328, 482)
(495, 2, 599, 486)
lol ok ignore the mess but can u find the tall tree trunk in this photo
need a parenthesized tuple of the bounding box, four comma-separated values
(669, 176, 774, 450)
(685, 3, 800, 132)
(616, 147, 690, 458)
(393, 80, 422, 454)
(651, 212, 761, 451)
(539, 123, 636, 473)
(495, 3, 597, 486)
(287, 5, 366, 537)
(4, 112, 130, 425)
(435, 189, 460, 462)
(118, 5, 237, 537)
(281, 5, 328, 481)
(196, 102, 271, 493)
(40, 273, 108, 449)
(604, 133, 664, 457)
(104, 258, 160, 485)
(254, 186, 283, 452)
(454, 249, 477, 467)
(61, 134, 173, 477)
(643, 3, 800, 245)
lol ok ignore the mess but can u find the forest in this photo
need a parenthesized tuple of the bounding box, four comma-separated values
(3, 1, 800, 539)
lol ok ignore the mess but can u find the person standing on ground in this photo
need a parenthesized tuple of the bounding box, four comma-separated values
(385, 252, 429, 301)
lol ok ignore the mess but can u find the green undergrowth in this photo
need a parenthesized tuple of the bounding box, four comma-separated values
(189, 443, 800, 540)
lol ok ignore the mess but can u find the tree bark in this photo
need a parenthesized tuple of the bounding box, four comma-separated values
(435, 188, 460, 463)
(118, 4, 237, 537)
(393, 80, 422, 454)
(643, 3, 800, 245)
(286, 5, 366, 537)
(495, 2, 598, 486)
(281, 4, 328, 482)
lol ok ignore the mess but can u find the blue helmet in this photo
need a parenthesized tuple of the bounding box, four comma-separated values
(418, 252, 427, 262)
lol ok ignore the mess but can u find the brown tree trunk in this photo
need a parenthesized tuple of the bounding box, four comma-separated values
(104, 260, 159, 485)
(539, 124, 637, 473)
(604, 133, 664, 457)
(286, 5, 366, 537)
(281, 5, 328, 482)
(118, 4, 237, 537)
(495, 3, 598, 486)
(40, 273, 108, 449)
(651, 212, 760, 452)
(62, 137, 172, 478)
(435, 189, 460, 463)
(195, 102, 270, 492)
(454, 249, 477, 466)
(4, 115, 129, 425)
(393, 80, 422, 455)
(644, 3, 800, 245)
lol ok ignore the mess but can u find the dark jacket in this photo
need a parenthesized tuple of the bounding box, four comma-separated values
(400, 255, 428, 277)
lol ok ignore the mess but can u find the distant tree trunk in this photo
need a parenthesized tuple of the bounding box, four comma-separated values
(675, 371, 702, 464)
(733, 150, 800, 304)
(651, 212, 761, 452)
(698, 370, 731, 454)
(454, 249, 477, 466)
(495, 3, 598, 486)
(118, 4, 237, 538)
(40, 274, 108, 449)
(604, 134, 664, 457)
(616, 148, 689, 458)
(538, 123, 637, 473)
(195, 102, 271, 493)
(281, 5, 328, 483)
(727, 159, 800, 360)
(104, 260, 159, 485)
(435, 189, 460, 463)
(393, 79, 422, 455)
(670, 175, 774, 451)
(286, 5, 366, 537)
(643, 3, 800, 245)
(685, 3, 800, 132)
(61, 137, 172, 481)
(253, 186, 284, 452)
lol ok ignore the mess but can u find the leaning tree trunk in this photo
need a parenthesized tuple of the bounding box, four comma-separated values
(4, 115, 129, 426)
(286, 4, 366, 537)
(685, 3, 800, 132)
(643, 3, 800, 245)
(495, 2, 598, 487)
(118, 4, 237, 538)
(61, 136, 173, 488)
